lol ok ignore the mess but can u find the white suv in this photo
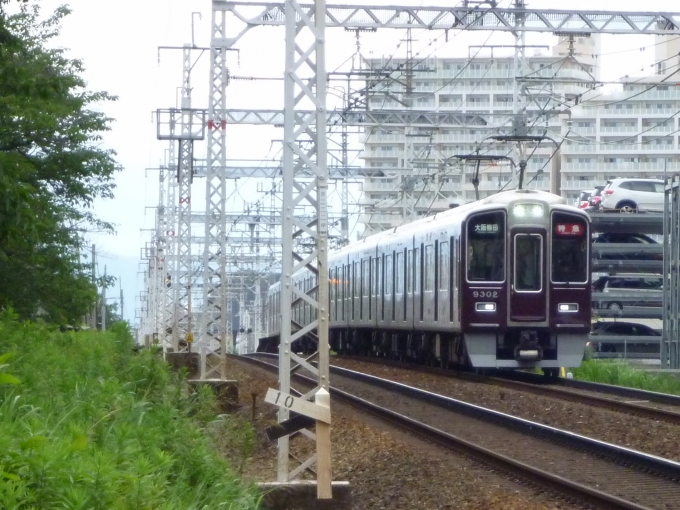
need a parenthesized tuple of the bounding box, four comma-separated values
(600, 178, 665, 213)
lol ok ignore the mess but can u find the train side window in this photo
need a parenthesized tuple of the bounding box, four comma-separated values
(407, 250, 413, 294)
(363, 259, 370, 298)
(385, 254, 393, 295)
(373, 257, 380, 297)
(330, 268, 335, 313)
(467, 211, 505, 282)
(354, 261, 360, 298)
(440, 241, 449, 291)
(424, 244, 434, 292)
(514, 234, 543, 292)
(395, 251, 403, 294)
(551, 213, 588, 284)
(414, 247, 421, 294)
(344, 265, 349, 302)
(334, 268, 339, 316)
(342, 265, 347, 320)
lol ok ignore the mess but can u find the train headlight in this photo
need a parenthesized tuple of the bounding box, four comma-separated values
(558, 303, 578, 312)
(513, 203, 544, 218)
(475, 302, 496, 312)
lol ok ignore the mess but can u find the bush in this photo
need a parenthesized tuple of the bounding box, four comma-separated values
(0, 311, 260, 509)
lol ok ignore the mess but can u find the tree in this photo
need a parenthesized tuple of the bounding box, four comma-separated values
(0, 4, 121, 323)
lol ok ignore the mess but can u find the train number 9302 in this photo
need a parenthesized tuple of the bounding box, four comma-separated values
(473, 290, 498, 298)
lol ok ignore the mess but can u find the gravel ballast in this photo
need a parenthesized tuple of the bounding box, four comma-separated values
(330, 357, 680, 462)
(215, 358, 582, 510)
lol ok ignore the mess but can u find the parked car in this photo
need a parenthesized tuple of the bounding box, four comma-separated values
(594, 274, 663, 311)
(600, 178, 664, 213)
(592, 232, 662, 260)
(589, 321, 660, 353)
(576, 190, 592, 209)
(588, 185, 606, 211)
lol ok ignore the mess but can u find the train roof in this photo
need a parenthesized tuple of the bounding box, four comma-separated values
(278, 189, 582, 286)
(355, 189, 571, 244)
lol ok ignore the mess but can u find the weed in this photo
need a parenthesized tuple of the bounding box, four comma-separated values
(0, 316, 260, 509)
(573, 360, 680, 395)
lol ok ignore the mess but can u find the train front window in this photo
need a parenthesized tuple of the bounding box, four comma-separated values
(514, 234, 542, 292)
(552, 214, 588, 283)
(467, 211, 505, 282)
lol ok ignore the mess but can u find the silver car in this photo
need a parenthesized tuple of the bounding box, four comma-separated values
(600, 178, 664, 213)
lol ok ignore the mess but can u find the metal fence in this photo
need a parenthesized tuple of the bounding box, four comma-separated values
(663, 175, 680, 369)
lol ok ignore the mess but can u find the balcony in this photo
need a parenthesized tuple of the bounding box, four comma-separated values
(563, 180, 599, 190)
(361, 180, 401, 193)
(641, 124, 674, 133)
(598, 108, 640, 116)
(563, 161, 680, 172)
(600, 126, 638, 133)
(359, 214, 404, 227)
(640, 108, 676, 115)
(363, 133, 403, 143)
(563, 144, 597, 154)
(573, 126, 596, 134)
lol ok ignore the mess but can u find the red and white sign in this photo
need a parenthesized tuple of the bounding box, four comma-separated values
(555, 223, 584, 236)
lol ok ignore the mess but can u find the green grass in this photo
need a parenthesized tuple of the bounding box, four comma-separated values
(572, 359, 680, 395)
(0, 310, 260, 509)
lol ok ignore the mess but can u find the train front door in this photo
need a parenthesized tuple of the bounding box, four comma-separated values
(509, 232, 547, 322)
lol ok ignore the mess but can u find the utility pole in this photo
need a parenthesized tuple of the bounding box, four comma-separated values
(101, 265, 107, 331)
(157, 34, 207, 354)
(91, 244, 96, 330)
(120, 279, 124, 322)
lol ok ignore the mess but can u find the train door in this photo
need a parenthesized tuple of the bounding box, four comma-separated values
(453, 237, 459, 324)
(373, 254, 380, 325)
(437, 238, 449, 324)
(395, 249, 405, 323)
(384, 252, 393, 323)
(343, 263, 350, 325)
(510, 232, 547, 322)
(423, 242, 435, 322)
(411, 245, 422, 324)
(406, 247, 414, 325)
(362, 257, 370, 322)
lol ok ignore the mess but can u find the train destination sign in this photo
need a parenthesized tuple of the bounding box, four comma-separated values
(473, 223, 500, 234)
(555, 223, 585, 236)
(264, 388, 331, 424)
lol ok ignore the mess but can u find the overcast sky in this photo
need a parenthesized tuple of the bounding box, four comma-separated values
(26, 0, 680, 323)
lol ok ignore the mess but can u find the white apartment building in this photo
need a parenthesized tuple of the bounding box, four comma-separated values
(561, 35, 680, 198)
(358, 36, 680, 238)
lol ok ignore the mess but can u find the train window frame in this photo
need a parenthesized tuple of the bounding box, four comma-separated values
(407, 250, 413, 294)
(330, 268, 335, 315)
(373, 257, 380, 297)
(466, 210, 507, 284)
(550, 211, 589, 285)
(424, 244, 435, 292)
(385, 254, 393, 295)
(363, 258, 370, 298)
(414, 247, 421, 295)
(395, 251, 403, 294)
(354, 261, 360, 298)
(340, 265, 344, 320)
(440, 241, 449, 291)
(513, 233, 544, 293)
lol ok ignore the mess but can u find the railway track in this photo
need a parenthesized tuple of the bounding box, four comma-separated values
(238, 353, 680, 510)
(333, 355, 680, 425)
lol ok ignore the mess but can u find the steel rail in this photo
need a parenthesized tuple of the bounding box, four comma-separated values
(332, 355, 680, 423)
(237, 354, 679, 509)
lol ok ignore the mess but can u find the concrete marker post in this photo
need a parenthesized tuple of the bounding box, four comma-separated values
(315, 387, 331, 499)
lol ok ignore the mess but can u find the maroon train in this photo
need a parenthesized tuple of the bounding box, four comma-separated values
(262, 189, 591, 374)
